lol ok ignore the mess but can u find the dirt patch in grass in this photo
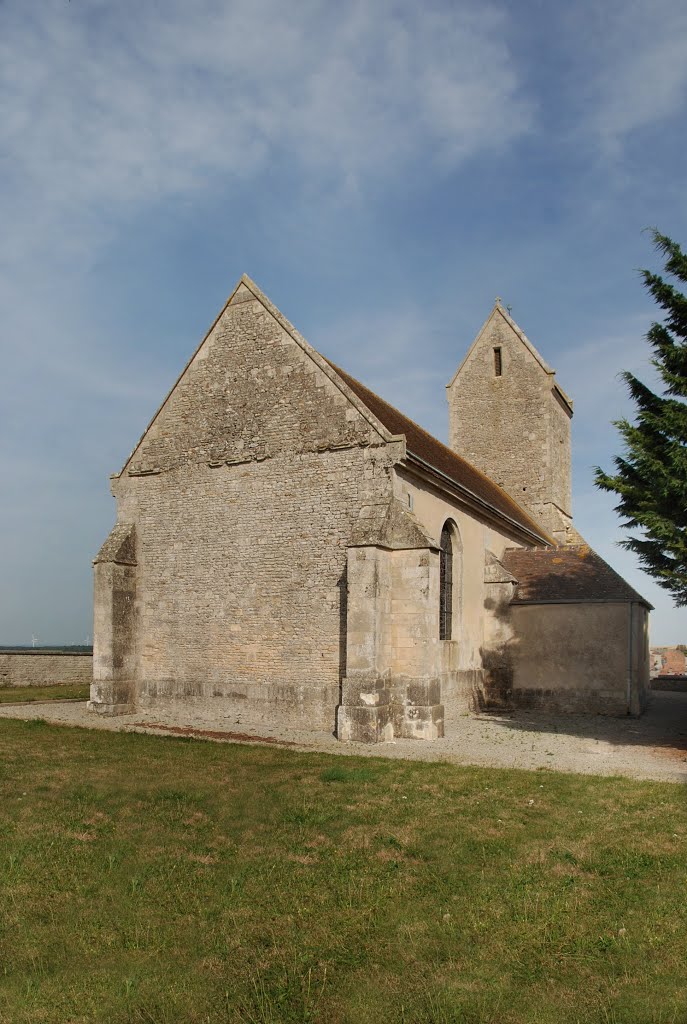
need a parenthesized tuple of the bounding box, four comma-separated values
(137, 721, 300, 746)
(0, 684, 89, 704)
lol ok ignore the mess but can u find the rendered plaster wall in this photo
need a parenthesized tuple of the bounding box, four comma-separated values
(447, 309, 572, 540)
(629, 603, 650, 715)
(0, 653, 92, 687)
(393, 466, 528, 719)
(100, 288, 397, 730)
(479, 575, 518, 710)
(509, 602, 644, 715)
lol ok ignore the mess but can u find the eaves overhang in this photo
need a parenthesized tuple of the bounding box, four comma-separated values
(404, 451, 554, 548)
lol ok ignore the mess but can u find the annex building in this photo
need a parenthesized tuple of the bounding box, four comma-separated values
(90, 277, 651, 741)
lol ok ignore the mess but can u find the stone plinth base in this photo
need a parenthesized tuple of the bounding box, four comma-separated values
(396, 703, 444, 740)
(337, 679, 446, 745)
(136, 679, 339, 732)
(336, 705, 394, 743)
(89, 679, 136, 716)
(511, 687, 630, 717)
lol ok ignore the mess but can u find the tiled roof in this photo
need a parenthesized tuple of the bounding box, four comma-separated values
(501, 545, 652, 607)
(326, 360, 551, 543)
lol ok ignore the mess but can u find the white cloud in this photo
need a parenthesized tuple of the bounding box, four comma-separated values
(567, 0, 687, 155)
(555, 313, 657, 422)
(317, 304, 451, 439)
(0, 0, 532, 253)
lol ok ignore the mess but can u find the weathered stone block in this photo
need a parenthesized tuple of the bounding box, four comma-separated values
(341, 673, 392, 707)
(394, 677, 442, 707)
(89, 679, 136, 711)
(394, 703, 445, 740)
(336, 704, 394, 743)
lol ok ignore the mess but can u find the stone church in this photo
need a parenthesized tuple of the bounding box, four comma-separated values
(90, 276, 650, 740)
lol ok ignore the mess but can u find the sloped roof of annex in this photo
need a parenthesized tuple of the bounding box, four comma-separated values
(502, 545, 652, 608)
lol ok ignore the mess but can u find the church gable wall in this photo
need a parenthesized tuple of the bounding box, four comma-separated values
(124, 291, 385, 477)
(107, 291, 398, 728)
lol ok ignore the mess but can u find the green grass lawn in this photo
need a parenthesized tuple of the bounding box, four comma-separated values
(0, 684, 90, 704)
(0, 719, 685, 1024)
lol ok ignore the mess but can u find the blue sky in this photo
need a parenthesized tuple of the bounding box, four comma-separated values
(2, 0, 687, 645)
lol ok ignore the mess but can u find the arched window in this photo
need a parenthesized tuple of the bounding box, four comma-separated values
(439, 522, 453, 640)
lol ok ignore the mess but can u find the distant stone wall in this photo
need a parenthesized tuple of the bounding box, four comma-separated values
(660, 649, 686, 674)
(0, 652, 93, 687)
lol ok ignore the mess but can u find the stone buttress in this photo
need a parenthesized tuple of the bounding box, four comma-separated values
(337, 501, 445, 741)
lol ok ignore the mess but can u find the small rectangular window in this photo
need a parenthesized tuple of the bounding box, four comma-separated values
(494, 347, 502, 377)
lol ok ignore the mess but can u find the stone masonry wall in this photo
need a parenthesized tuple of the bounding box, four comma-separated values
(106, 287, 397, 729)
(548, 390, 572, 520)
(121, 286, 389, 479)
(392, 467, 534, 722)
(0, 653, 92, 687)
(129, 449, 394, 728)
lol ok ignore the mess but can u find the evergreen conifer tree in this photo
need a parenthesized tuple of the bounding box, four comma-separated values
(595, 231, 687, 604)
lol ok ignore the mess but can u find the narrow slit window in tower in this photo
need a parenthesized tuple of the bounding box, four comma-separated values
(494, 346, 502, 377)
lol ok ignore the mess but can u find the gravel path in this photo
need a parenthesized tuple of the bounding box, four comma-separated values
(1, 692, 686, 784)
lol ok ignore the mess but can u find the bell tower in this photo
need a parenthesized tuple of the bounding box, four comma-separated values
(446, 300, 573, 544)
